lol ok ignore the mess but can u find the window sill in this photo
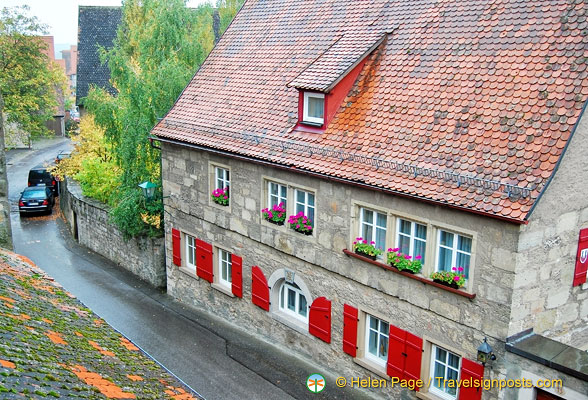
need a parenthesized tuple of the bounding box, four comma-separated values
(416, 391, 446, 400)
(353, 357, 389, 380)
(342, 249, 476, 299)
(210, 201, 231, 211)
(211, 282, 235, 298)
(179, 266, 199, 280)
(271, 311, 310, 337)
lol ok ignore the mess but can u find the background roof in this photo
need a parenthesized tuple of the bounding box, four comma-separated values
(76, 6, 121, 105)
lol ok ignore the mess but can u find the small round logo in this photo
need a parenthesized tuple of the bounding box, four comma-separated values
(306, 373, 325, 393)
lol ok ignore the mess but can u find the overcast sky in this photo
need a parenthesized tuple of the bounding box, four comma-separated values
(3, 0, 212, 47)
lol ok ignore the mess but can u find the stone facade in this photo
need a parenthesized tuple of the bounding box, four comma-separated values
(60, 178, 166, 288)
(163, 141, 567, 399)
(511, 111, 588, 349)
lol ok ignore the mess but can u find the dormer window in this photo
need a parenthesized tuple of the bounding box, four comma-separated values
(302, 92, 325, 125)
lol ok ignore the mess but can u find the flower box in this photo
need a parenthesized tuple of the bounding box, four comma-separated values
(342, 249, 476, 299)
(262, 203, 286, 225)
(288, 212, 313, 235)
(352, 237, 383, 260)
(355, 250, 377, 260)
(387, 248, 422, 274)
(430, 267, 466, 289)
(211, 187, 229, 206)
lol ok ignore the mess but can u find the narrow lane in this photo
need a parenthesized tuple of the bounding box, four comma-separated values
(7, 139, 297, 400)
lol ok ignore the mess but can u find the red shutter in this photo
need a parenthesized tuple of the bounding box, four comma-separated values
(342, 304, 358, 357)
(171, 228, 181, 266)
(251, 266, 270, 311)
(231, 254, 243, 298)
(309, 297, 331, 343)
(387, 325, 406, 380)
(459, 358, 484, 400)
(387, 325, 423, 389)
(196, 239, 213, 283)
(573, 228, 588, 286)
(403, 332, 423, 384)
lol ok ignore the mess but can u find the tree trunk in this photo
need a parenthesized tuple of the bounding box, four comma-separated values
(0, 91, 14, 250)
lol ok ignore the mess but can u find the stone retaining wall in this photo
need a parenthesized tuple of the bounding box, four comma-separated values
(60, 178, 166, 288)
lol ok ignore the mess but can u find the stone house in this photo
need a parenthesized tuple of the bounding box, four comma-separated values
(152, 0, 588, 399)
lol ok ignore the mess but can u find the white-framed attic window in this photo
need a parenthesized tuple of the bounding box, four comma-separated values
(302, 92, 325, 125)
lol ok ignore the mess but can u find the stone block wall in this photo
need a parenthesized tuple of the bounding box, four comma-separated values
(60, 178, 166, 288)
(511, 112, 588, 349)
(161, 142, 527, 399)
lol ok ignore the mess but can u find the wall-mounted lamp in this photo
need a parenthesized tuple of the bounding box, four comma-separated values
(477, 337, 496, 366)
(138, 181, 158, 202)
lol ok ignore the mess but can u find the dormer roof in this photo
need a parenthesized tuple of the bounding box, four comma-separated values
(288, 30, 387, 93)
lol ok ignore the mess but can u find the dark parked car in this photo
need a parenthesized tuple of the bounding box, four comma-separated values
(27, 165, 57, 195)
(19, 187, 55, 215)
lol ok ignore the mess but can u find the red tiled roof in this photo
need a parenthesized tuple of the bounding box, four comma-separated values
(153, 0, 588, 222)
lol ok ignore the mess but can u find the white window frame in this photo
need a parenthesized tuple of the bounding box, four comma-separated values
(436, 229, 472, 278)
(278, 282, 308, 323)
(364, 314, 389, 367)
(294, 188, 315, 227)
(215, 166, 230, 191)
(359, 207, 387, 253)
(218, 248, 232, 288)
(302, 92, 325, 125)
(185, 234, 196, 270)
(396, 218, 427, 262)
(429, 344, 461, 400)
(267, 181, 287, 209)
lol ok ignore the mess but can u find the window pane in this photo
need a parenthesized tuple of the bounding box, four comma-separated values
(379, 333, 388, 359)
(399, 219, 411, 234)
(456, 254, 470, 278)
(296, 190, 305, 204)
(458, 235, 472, 253)
(369, 316, 378, 330)
(376, 213, 387, 229)
(307, 207, 315, 226)
(368, 329, 378, 356)
(433, 362, 445, 388)
(308, 193, 314, 207)
(415, 223, 427, 239)
(299, 295, 307, 317)
(269, 182, 277, 196)
(280, 285, 284, 308)
(448, 353, 460, 369)
(414, 239, 426, 263)
(280, 185, 287, 199)
(436, 347, 446, 362)
(380, 320, 389, 336)
(375, 227, 386, 251)
(398, 235, 411, 255)
(439, 231, 454, 247)
(447, 368, 458, 395)
(287, 288, 296, 311)
(438, 247, 452, 271)
(362, 225, 374, 243)
(362, 209, 374, 225)
(307, 96, 324, 119)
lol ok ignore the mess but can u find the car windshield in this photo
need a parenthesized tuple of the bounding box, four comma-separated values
(29, 170, 50, 180)
(22, 190, 47, 200)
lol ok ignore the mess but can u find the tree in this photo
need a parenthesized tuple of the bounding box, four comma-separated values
(83, 0, 243, 238)
(0, 6, 67, 138)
